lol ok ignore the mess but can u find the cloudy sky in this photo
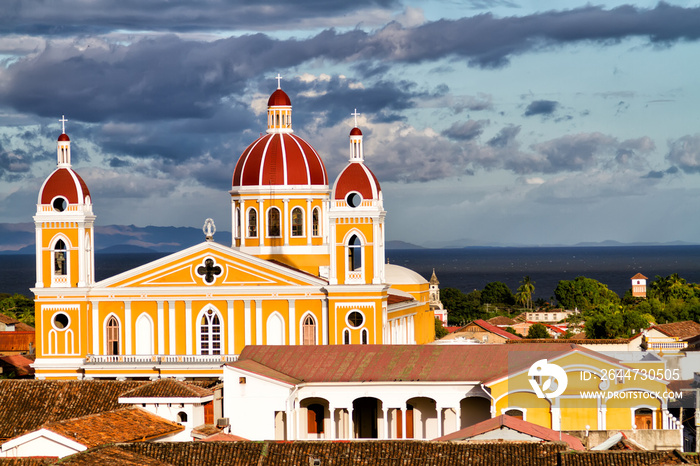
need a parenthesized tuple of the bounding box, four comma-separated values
(2, 0, 700, 247)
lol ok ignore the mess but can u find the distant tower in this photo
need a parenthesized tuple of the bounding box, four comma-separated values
(631, 273, 648, 298)
(429, 269, 447, 325)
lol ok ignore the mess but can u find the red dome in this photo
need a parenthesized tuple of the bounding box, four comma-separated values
(268, 89, 291, 107)
(58, 133, 70, 142)
(39, 168, 91, 205)
(233, 133, 328, 187)
(333, 162, 381, 201)
(350, 127, 362, 136)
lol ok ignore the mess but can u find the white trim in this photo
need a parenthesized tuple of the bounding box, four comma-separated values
(124, 302, 132, 355)
(135, 312, 155, 355)
(1, 428, 87, 454)
(501, 407, 527, 421)
(266, 311, 286, 345)
(168, 300, 176, 355)
(266, 206, 282, 238)
(246, 206, 259, 238)
(299, 311, 319, 346)
(103, 313, 122, 356)
(288, 300, 296, 345)
(631, 404, 657, 429)
(290, 205, 305, 238)
(157, 301, 165, 355)
(196, 304, 223, 355)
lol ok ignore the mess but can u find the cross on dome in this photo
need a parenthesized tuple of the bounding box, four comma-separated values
(275, 73, 283, 89)
(351, 109, 360, 128)
(59, 115, 68, 134)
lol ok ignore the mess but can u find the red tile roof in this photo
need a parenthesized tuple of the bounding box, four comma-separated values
(465, 319, 522, 340)
(199, 432, 249, 442)
(39, 407, 183, 448)
(120, 378, 213, 399)
(651, 321, 700, 339)
(631, 273, 648, 280)
(487, 316, 516, 326)
(0, 331, 35, 353)
(0, 355, 34, 377)
(0, 380, 148, 440)
(230, 343, 582, 384)
(434, 414, 584, 450)
(387, 293, 414, 305)
(56, 445, 173, 466)
(0, 313, 20, 325)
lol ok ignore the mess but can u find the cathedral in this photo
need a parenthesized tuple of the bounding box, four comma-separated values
(31, 82, 436, 380)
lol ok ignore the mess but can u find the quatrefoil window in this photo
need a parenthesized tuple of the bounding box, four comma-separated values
(196, 258, 222, 284)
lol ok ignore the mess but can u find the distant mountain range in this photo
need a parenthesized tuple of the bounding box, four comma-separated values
(0, 222, 696, 254)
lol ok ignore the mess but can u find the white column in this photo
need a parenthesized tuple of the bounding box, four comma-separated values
(455, 405, 461, 433)
(157, 301, 165, 355)
(185, 301, 193, 355)
(77, 225, 86, 287)
(322, 300, 329, 345)
(382, 407, 388, 439)
(255, 300, 263, 344)
(288, 299, 296, 345)
(244, 300, 252, 346)
(124, 301, 132, 355)
(295, 399, 300, 441)
(92, 301, 100, 355)
(551, 398, 561, 430)
(329, 405, 336, 440)
(168, 301, 176, 355)
(283, 198, 289, 246)
(35, 225, 43, 288)
(348, 407, 354, 439)
(227, 300, 235, 354)
(257, 199, 264, 247)
(437, 405, 444, 438)
(328, 220, 337, 285)
(306, 198, 313, 246)
(401, 407, 407, 439)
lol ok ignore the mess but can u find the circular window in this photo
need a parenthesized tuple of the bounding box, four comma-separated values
(53, 312, 70, 330)
(346, 192, 362, 208)
(52, 197, 68, 212)
(347, 311, 364, 328)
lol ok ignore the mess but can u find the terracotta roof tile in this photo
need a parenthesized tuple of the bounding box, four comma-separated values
(199, 432, 249, 442)
(652, 321, 700, 339)
(120, 378, 213, 399)
(387, 293, 414, 305)
(487, 316, 516, 326)
(0, 380, 147, 440)
(0, 331, 35, 353)
(0, 355, 34, 376)
(559, 450, 700, 466)
(0, 459, 55, 466)
(14, 323, 34, 332)
(39, 407, 183, 448)
(57, 445, 174, 466)
(0, 313, 20, 325)
(118, 441, 564, 466)
(434, 414, 584, 450)
(230, 343, 582, 384)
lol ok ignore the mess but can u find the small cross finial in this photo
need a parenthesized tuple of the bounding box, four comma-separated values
(351, 109, 360, 127)
(275, 73, 283, 89)
(59, 115, 68, 134)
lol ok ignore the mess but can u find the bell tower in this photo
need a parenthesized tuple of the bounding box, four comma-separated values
(34, 116, 95, 289)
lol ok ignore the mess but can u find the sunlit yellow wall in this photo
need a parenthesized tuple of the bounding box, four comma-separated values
(334, 220, 375, 284)
(40, 227, 80, 287)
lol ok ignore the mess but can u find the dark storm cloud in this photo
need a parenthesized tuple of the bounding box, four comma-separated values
(487, 125, 520, 148)
(524, 100, 558, 117)
(666, 134, 700, 173)
(1, 0, 398, 35)
(442, 120, 488, 141)
(642, 166, 678, 179)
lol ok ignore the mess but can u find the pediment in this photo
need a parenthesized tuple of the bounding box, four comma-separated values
(95, 242, 325, 289)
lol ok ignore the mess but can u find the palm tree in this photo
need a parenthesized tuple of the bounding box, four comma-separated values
(519, 276, 535, 309)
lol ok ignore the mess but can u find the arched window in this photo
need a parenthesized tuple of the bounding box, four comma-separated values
(504, 409, 524, 420)
(135, 314, 153, 355)
(54, 239, 67, 276)
(177, 412, 188, 423)
(343, 328, 350, 345)
(634, 408, 653, 429)
(235, 207, 241, 239)
(291, 207, 304, 237)
(266, 313, 285, 345)
(312, 207, 320, 236)
(199, 310, 221, 355)
(268, 207, 281, 237)
(348, 235, 362, 271)
(106, 316, 120, 356)
(307, 404, 324, 434)
(303, 315, 316, 345)
(361, 328, 369, 345)
(247, 208, 258, 238)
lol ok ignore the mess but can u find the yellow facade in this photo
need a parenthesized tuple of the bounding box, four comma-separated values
(487, 350, 672, 431)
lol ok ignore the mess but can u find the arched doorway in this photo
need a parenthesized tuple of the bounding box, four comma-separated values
(353, 397, 382, 439)
(460, 397, 491, 429)
(407, 397, 437, 439)
(301, 397, 329, 439)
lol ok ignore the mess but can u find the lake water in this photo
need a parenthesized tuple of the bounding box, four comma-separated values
(2, 246, 700, 300)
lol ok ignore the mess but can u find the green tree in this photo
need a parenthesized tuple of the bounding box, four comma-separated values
(481, 282, 515, 306)
(554, 276, 619, 312)
(517, 276, 535, 309)
(527, 323, 550, 339)
(434, 318, 448, 339)
(442, 288, 484, 326)
(0, 294, 34, 327)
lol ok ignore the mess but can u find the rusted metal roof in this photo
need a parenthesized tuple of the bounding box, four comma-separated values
(230, 344, 581, 384)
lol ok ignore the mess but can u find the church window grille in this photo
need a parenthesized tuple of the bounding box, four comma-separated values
(200, 310, 222, 355)
(347, 311, 364, 328)
(348, 235, 362, 271)
(268, 207, 281, 237)
(312, 207, 320, 236)
(54, 239, 67, 276)
(106, 316, 120, 356)
(247, 209, 258, 237)
(303, 315, 316, 345)
(291, 207, 304, 237)
(343, 329, 350, 345)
